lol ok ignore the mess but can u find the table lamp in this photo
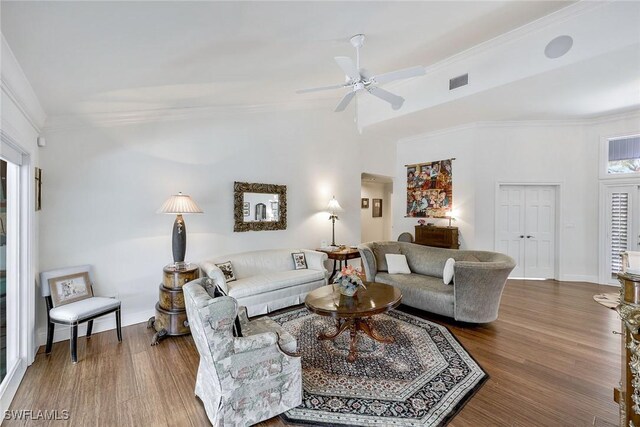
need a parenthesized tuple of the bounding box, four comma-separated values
(328, 196, 342, 246)
(158, 192, 203, 270)
(445, 210, 456, 227)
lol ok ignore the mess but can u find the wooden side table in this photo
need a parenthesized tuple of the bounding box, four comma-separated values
(147, 264, 199, 345)
(317, 248, 361, 282)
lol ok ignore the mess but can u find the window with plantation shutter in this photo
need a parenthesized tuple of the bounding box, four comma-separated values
(610, 192, 629, 277)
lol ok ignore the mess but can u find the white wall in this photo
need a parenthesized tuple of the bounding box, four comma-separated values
(360, 181, 393, 243)
(1, 35, 45, 412)
(39, 108, 363, 344)
(393, 112, 640, 283)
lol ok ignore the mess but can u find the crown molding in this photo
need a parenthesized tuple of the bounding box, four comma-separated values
(1, 35, 47, 132)
(42, 97, 331, 133)
(398, 109, 640, 144)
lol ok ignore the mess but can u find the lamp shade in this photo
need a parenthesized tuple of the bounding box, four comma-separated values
(327, 196, 342, 212)
(157, 192, 203, 214)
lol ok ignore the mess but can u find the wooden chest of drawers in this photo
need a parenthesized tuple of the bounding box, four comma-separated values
(415, 225, 459, 249)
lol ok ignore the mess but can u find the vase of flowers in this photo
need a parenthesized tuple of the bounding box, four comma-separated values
(333, 265, 366, 297)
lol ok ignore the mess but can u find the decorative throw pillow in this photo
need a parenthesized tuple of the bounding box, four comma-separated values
(291, 252, 307, 270)
(443, 258, 455, 285)
(386, 254, 411, 274)
(201, 278, 242, 337)
(373, 242, 402, 272)
(215, 261, 236, 283)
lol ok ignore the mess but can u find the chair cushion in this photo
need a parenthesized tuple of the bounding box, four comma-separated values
(49, 297, 120, 323)
(227, 270, 325, 299)
(240, 316, 297, 354)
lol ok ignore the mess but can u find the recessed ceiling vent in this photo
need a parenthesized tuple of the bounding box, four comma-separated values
(449, 74, 468, 90)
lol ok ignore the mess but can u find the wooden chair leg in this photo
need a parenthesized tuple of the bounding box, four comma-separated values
(115, 309, 122, 342)
(86, 320, 93, 338)
(45, 321, 55, 354)
(70, 325, 78, 364)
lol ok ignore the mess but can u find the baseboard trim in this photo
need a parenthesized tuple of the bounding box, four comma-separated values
(35, 308, 155, 349)
(560, 274, 600, 284)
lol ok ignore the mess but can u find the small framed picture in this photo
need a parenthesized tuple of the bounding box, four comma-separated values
(243, 202, 250, 217)
(35, 167, 42, 211)
(372, 198, 382, 217)
(361, 198, 369, 209)
(48, 272, 93, 307)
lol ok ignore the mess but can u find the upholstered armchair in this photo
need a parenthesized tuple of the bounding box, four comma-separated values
(183, 279, 302, 426)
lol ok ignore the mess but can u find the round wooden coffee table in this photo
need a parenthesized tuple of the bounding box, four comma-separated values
(305, 282, 402, 362)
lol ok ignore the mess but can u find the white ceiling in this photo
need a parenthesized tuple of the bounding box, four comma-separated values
(2, 1, 638, 136)
(1, 1, 575, 119)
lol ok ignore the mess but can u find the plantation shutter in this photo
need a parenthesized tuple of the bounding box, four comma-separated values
(610, 192, 630, 277)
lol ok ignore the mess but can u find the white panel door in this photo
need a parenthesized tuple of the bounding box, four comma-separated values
(497, 187, 525, 277)
(496, 185, 557, 279)
(524, 186, 556, 278)
(604, 185, 639, 284)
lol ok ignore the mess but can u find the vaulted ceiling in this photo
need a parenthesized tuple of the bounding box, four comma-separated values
(1, 1, 638, 135)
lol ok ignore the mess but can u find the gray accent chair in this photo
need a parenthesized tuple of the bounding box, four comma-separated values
(183, 279, 302, 426)
(397, 232, 414, 243)
(358, 242, 516, 323)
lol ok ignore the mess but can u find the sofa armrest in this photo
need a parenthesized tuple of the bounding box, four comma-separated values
(199, 261, 229, 294)
(357, 244, 377, 282)
(453, 260, 515, 323)
(303, 250, 328, 274)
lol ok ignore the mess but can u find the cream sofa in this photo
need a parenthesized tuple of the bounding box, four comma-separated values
(200, 249, 328, 316)
(358, 242, 515, 323)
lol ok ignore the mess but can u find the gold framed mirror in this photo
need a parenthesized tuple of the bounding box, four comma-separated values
(234, 181, 287, 232)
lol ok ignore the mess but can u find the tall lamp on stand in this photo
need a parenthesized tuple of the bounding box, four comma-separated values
(158, 192, 203, 270)
(328, 196, 342, 247)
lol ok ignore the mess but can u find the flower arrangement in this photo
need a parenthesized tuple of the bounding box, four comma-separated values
(333, 265, 366, 297)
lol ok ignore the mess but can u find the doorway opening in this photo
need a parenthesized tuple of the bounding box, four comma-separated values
(360, 173, 393, 243)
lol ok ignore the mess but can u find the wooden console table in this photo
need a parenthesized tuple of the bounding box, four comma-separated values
(615, 272, 640, 426)
(147, 264, 199, 345)
(415, 225, 459, 249)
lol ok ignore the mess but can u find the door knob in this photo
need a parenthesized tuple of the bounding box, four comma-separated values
(526, 235, 533, 238)
(519, 235, 524, 238)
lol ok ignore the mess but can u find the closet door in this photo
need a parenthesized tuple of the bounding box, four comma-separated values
(523, 186, 556, 279)
(497, 185, 557, 279)
(497, 186, 525, 277)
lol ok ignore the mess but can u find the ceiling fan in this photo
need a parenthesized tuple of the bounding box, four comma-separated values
(296, 34, 426, 112)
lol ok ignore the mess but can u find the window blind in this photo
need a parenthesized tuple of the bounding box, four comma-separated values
(611, 192, 629, 277)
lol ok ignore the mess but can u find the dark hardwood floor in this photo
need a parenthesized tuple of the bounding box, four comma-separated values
(6, 279, 621, 426)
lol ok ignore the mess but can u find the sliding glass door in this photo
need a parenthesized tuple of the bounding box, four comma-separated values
(1, 159, 6, 382)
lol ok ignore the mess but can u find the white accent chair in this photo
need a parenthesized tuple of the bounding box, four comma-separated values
(40, 265, 122, 363)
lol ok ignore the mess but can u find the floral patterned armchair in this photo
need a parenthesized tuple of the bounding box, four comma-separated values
(183, 279, 302, 426)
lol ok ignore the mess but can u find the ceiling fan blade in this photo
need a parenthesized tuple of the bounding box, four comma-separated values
(296, 83, 346, 94)
(334, 91, 356, 112)
(371, 66, 425, 85)
(334, 56, 361, 81)
(367, 87, 404, 110)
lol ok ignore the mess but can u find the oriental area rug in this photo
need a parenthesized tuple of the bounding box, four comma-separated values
(271, 308, 487, 426)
